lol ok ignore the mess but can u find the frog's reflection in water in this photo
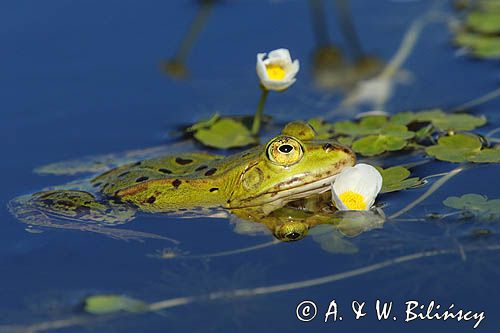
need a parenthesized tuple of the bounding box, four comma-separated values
(231, 192, 385, 242)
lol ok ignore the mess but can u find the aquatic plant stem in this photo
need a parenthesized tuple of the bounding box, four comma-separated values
(174, 1, 213, 64)
(6, 244, 500, 333)
(388, 165, 465, 220)
(452, 86, 500, 112)
(184, 239, 280, 259)
(251, 89, 269, 135)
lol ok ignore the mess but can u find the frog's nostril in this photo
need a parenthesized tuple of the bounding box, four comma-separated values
(323, 143, 334, 152)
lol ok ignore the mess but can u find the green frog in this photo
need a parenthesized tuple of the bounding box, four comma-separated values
(9, 122, 356, 241)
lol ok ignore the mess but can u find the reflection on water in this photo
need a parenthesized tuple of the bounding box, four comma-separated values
(2, 0, 500, 332)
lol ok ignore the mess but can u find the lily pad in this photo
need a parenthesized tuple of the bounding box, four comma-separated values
(468, 147, 500, 162)
(187, 113, 220, 132)
(443, 193, 500, 221)
(455, 32, 500, 59)
(84, 295, 148, 315)
(192, 117, 258, 149)
(378, 166, 422, 193)
(307, 118, 335, 139)
(425, 133, 481, 162)
(333, 116, 388, 137)
(351, 127, 414, 156)
(425, 133, 500, 163)
(466, 11, 500, 34)
(391, 109, 486, 131)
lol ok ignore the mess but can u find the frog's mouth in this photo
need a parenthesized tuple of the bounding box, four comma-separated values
(231, 173, 338, 209)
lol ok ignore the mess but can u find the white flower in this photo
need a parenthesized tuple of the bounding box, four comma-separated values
(256, 48, 300, 91)
(331, 163, 383, 211)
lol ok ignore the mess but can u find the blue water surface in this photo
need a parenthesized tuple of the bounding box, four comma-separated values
(1, 1, 500, 332)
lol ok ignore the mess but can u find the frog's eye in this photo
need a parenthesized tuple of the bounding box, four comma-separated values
(273, 222, 308, 242)
(266, 136, 303, 166)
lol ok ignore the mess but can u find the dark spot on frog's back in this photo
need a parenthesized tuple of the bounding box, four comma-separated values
(118, 171, 130, 177)
(175, 157, 193, 165)
(136, 176, 149, 182)
(146, 196, 156, 204)
(195, 165, 208, 171)
(158, 168, 172, 174)
(172, 179, 182, 188)
(204, 168, 217, 176)
(209, 187, 219, 192)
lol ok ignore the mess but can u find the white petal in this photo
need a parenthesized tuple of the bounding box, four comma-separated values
(331, 163, 382, 211)
(256, 53, 268, 81)
(284, 59, 300, 80)
(332, 188, 349, 211)
(268, 48, 292, 63)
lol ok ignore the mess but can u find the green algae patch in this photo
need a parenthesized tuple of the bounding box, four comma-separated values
(455, 31, 500, 59)
(378, 166, 422, 193)
(443, 193, 500, 221)
(84, 295, 148, 315)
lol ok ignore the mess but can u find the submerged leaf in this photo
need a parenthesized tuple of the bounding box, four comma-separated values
(84, 295, 147, 315)
(378, 166, 422, 193)
(443, 193, 500, 221)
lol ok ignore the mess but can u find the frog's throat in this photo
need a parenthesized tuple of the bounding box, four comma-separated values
(229, 174, 338, 210)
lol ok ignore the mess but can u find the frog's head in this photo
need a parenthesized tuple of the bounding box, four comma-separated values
(228, 122, 356, 209)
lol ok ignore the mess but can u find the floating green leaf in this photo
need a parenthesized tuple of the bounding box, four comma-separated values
(455, 32, 500, 59)
(466, 11, 500, 34)
(192, 117, 257, 149)
(84, 295, 147, 315)
(333, 116, 388, 137)
(307, 118, 335, 139)
(391, 109, 486, 131)
(468, 147, 500, 162)
(443, 193, 500, 221)
(187, 113, 220, 132)
(378, 166, 422, 193)
(425, 133, 481, 162)
(425, 133, 500, 163)
(351, 127, 414, 156)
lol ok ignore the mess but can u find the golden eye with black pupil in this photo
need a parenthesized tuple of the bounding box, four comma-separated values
(266, 136, 303, 166)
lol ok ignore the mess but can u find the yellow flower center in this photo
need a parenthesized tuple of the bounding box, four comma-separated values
(338, 191, 367, 210)
(266, 64, 286, 81)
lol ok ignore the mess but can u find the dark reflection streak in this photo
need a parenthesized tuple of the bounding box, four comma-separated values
(332, 0, 364, 60)
(163, 1, 214, 77)
(175, 1, 213, 62)
(309, 0, 331, 47)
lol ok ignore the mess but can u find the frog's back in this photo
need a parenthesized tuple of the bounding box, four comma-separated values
(91, 150, 260, 212)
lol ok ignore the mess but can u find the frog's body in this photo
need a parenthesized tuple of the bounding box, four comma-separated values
(9, 123, 356, 241)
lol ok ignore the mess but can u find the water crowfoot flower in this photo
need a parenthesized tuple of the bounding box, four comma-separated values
(252, 48, 300, 135)
(332, 163, 383, 211)
(256, 48, 300, 91)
